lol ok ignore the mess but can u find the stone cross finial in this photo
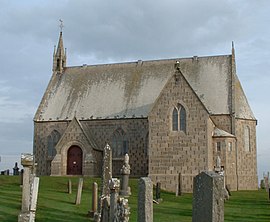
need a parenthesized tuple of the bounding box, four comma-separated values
(59, 19, 64, 32)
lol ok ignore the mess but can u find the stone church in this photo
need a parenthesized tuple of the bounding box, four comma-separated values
(33, 31, 258, 192)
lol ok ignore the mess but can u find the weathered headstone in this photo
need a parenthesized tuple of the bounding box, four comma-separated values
(20, 169, 24, 186)
(109, 178, 120, 222)
(192, 171, 224, 222)
(94, 144, 113, 222)
(137, 177, 153, 222)
(21, 154, 33, 212)
(88, 182, 98, 217)
(264, 173, 269, 192)
(101, 144, 112, 196)
(176, 173, 182, 196)
(116, 197, 130, 222)
(13, 162, 20, 175)
(75, 178, 84, 205)
(120, 154, 131, 197)
(18, 153, 40, 222)
(155, 182, 161, 202)
(260, 179, 265, 189)
(101, 197, 110, 222)
(30, 177, 40, 214)
(68, 179, 72, 194)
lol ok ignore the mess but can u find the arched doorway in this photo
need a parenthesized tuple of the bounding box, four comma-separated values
(67, 146, 82, 175)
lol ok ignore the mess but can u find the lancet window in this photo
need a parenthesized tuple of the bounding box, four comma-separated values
(172, 104, 186, 133)
(112, 128, 129, 158)
(47, 130, 61, 157)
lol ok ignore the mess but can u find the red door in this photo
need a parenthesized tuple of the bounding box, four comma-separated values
(67, 146, 82, 175)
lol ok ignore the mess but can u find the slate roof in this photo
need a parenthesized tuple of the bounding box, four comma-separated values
(34, 55, 255, 121)
(212, 127, 235, 138)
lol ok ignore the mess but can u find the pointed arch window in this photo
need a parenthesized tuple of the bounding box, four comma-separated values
(47, 130, 61, 157)
(172, 104, 186, 133)
(172, 108, 178, 131)
(112, 128, 129, 158)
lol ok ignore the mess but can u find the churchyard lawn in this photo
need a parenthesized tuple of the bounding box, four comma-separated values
(0, 176, 269, 221)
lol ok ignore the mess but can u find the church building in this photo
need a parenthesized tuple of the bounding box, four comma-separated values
(33, 31, 258, 192)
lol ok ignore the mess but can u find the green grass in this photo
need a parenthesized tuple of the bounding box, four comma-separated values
(0, 176, 269, 221)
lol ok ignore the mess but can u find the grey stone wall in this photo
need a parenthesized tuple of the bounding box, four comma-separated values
(33, 121, 68, 176)
(34, 118, 149, 177)
(210, 115, 232, 133)
(81, 118, 149, 176)
(148, 73, 210, 192)
(235, 119, 258, 190)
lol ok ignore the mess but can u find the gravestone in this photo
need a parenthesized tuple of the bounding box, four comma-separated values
(75, 178, 84, 205)
(260, 179, 265, 189)
(13, 162, 20, 175)
(101, 197, 110, 222)
(18, 153, 40, 222)
(120, 154, 131, 197)
(155, 182, 161, 202)
(192, 171, 224, 222)
(101, 144, 112, 196)
(176, 173, 182, 196)
(88, 182, 98, 217)
(68, 179, 72, 194)
(94, 144, 113, 222)
(109, 178, 120, 222)
(116, 197, 130, 222)
(137, 177, 153, 222)
(20, 154, 33, 212)
(264, 173, 269, 192)
(20, 169, 24, 186)
(30, 177, 40, 213)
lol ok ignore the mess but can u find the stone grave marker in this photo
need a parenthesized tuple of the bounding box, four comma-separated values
(20, 169, 24, 186)
(109, 178, 120, 222)
(75, 178, 84, 205)
(30, 177, 40, 213)
(88, 182, 98, 217)
(264, 172, 269, 192)
(18, 153, 40, 222)
(13, 162, 20, 175)
(192, 171, 224, 222)
(120, 154, 131, 196)
(137, 177, 153, 222)
(94, 144, 113, 222)
(68, 179, 72, 194)
(155, 182, 161, 202)
(101, 144, 112, 197)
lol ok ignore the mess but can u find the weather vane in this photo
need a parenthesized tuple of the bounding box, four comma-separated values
(59, 19, 64, 32)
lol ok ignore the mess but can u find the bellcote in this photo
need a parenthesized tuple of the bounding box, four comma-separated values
(53, 31, 66, 73)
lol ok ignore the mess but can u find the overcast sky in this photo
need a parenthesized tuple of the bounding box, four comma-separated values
(0, 0, 269, 179)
